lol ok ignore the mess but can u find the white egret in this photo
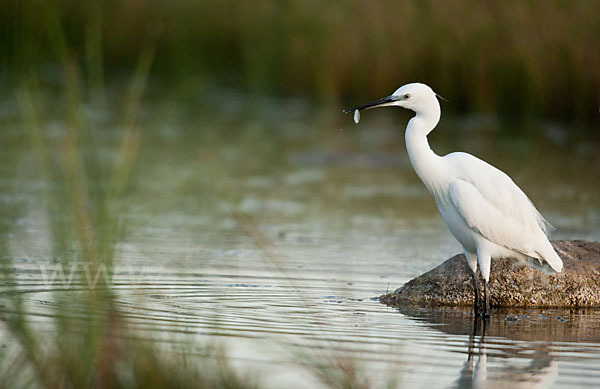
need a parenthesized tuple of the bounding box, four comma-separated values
(345, 83, 563, 316)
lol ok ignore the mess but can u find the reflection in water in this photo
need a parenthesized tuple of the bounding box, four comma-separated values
(396, 306, 600, 342)
(397, 306, 600, 388)
(457, 317, 558, 388)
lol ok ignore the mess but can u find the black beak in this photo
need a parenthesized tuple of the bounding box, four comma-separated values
(343, 95, 396, 114)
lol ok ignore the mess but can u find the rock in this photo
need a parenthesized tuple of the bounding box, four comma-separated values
(381, 240, 600, 308)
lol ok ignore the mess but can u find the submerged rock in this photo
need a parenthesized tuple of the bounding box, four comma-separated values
(381, 240, 600, 307)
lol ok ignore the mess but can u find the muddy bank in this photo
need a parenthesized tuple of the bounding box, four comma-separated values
(381, 240, 600, 307)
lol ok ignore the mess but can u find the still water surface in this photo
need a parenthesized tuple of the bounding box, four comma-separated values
(2, 90, 600, 387)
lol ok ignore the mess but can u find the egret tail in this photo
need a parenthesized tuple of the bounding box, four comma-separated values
(518, 239, 563, 274)
(536, 239, 563, 273)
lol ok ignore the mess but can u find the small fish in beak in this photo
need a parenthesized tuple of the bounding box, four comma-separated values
(344, 95, 398, 124)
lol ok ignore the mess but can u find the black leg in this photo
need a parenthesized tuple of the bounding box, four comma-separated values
(481, 312, 489, 332)
(482, 279, 491, 318)
(471, 272, 480, 313)
(467, 315, 479, 363)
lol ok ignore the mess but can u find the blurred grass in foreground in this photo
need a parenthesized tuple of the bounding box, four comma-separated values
(0, 10, 259, 388)
(1, 0, 599, 128)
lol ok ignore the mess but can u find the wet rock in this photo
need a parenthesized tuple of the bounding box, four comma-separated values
(381, 240, 600, 307)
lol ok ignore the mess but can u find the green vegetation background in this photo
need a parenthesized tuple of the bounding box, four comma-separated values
(2, 0, 599, 127)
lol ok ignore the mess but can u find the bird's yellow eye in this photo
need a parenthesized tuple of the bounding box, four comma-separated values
(404, 94, 410, 99)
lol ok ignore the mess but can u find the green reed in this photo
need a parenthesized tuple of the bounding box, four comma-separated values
(1, 0, 598, 127)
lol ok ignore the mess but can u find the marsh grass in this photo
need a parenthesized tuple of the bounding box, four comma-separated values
(0, 7, 259, 389)
(2, 0, 599, 126)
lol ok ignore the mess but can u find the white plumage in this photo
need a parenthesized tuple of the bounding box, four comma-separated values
(345, 82, 563, 316)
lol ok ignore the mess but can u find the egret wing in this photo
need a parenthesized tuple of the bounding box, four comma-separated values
(448, 178, 542, 257)
(445, 152, 549, 234)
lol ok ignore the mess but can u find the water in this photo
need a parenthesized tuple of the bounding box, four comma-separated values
(2, 88, 600, 387)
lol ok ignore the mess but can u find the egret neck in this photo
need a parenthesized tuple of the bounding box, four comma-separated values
(404, 100, 443, 195)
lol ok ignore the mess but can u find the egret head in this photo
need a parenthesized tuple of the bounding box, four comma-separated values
(344, 83, 440, 117)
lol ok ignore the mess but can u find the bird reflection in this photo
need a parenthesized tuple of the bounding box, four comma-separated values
(456, 317, 558, 389)
(456, 317, 487, 388)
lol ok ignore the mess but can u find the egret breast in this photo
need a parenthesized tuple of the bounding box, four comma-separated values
(436, 199, 479, 253)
